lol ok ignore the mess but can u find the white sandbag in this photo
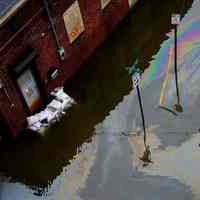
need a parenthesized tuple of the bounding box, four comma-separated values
(50, 87, 64, 97)
(27, 115, 40, 126)
(38, 111, 48, 122)
(61, 99, 73, 110)
(47, 99, 63, 111)
(29, 121, 42, 131)
(45, 107, 60, 123)
(27, 87, 74, 134)
(51, 87, 72, 102)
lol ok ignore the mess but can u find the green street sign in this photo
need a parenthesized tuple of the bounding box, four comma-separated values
(128, 59, 142, 76)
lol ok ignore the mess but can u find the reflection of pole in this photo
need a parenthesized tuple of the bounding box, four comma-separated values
(174, 25, 183, 112)
(136, 85, 147, 148)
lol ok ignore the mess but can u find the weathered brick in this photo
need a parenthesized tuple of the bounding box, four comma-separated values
(0, 0, 130, 137)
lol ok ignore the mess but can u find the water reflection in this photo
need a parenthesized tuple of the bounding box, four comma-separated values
(0, 137, 97, 200)
(0, 0, 194, 199)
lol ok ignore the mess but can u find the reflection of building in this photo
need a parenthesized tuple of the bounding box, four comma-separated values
(0, 0, 138, 137)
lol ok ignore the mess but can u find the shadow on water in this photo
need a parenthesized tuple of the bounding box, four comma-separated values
(0, 0, 193, 192)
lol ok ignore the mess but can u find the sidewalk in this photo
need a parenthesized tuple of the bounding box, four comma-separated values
(128, 1, 200, 199)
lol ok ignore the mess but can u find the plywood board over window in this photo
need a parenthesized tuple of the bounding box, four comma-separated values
(63, 1, 85, 44)
(17, 69, 42, 113)
(128, 0, 138, 8)
(101, 0, 111, 9)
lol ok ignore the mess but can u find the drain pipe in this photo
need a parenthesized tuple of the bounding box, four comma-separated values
(42, 0, 65, 61)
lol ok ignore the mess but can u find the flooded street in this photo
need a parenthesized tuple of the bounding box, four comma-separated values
(0, 0, 198, 199)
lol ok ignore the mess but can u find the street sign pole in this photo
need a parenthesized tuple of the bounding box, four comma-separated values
(129, 64, 148, 148)
(174, 24, 183, 112)
(136, 85, 147, 148)
(128, 63, 152, 164)
(171, 14, 183, 112)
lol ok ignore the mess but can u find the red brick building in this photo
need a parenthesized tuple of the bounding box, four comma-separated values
(0, 0, 138, 137)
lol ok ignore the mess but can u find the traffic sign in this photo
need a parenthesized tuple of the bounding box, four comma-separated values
(133, 72, 141, 87)
(171, 14, 181, 25)
(128, 59, 142, 76)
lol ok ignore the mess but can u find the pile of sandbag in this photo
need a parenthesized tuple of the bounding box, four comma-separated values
(27, 87, 74, 134)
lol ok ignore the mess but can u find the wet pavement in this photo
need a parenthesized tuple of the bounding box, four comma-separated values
(0, 0, 197, 199)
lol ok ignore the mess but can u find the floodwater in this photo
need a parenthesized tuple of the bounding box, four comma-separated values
(0, 0, 195, 199)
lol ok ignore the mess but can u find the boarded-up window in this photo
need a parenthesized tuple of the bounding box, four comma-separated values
(101, 0, 111, 9)
(63, 1, 85, 43)
(128, 0, 138, 8)
(17, 69, 42, 113)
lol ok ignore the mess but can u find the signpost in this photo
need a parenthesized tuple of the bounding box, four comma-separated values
(171, 14, 181, 25)
(171, 14, 183, 112)
(128, 60, 152, 164)
(128, 60, 147, 149)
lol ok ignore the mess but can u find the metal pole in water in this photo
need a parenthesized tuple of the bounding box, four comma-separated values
(174, 24, 183, 112)
(128, 62, 152, 164)
(136, 85, 147, 148)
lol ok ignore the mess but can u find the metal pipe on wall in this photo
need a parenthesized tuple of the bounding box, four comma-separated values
(42, 0, 65, 61)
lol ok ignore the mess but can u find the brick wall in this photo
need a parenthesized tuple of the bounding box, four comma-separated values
(0, 0, 132, 137)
